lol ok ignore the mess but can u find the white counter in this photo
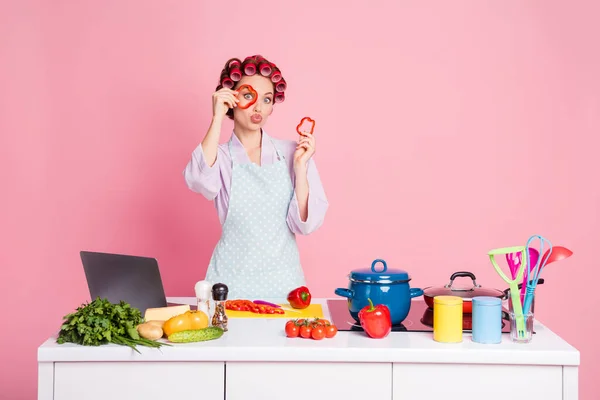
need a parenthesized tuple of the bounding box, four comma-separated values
(37, 298, 580, 400)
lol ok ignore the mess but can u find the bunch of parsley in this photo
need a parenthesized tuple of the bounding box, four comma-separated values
(56, 297, 166, 353)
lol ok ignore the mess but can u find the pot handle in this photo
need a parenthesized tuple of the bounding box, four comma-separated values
(410, 288, 424, 298)
(371, 259, 387, 273)
(335, 288, 354, 299)
(445, 271, 479, 291)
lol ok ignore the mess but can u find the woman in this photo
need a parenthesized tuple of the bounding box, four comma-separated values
(183, 55, 329, 299)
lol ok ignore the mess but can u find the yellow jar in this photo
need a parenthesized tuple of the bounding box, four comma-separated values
(433, 295, 463, 343)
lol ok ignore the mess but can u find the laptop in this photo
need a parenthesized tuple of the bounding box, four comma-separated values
(80, 250, 169, 314)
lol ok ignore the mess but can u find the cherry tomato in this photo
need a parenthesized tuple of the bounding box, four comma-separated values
(311, 326, 326, 340)
(325, 324, 338, 338)
(300, 325, 313, 339)
(285, 323, 300, 338)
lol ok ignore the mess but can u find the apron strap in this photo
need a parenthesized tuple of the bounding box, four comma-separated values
(269, 137, 285, 161)
(228, 135, 284, 165)
(228, 139, 237, 166)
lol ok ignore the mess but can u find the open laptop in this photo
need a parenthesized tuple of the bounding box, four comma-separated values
(80, 250, 170, 314)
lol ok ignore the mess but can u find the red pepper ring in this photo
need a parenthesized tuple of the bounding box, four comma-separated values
(236, 84, 258, 109)
(296, 116, 315, 136)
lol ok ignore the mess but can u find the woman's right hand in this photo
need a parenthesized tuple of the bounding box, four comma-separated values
(212, 88, 239, 118)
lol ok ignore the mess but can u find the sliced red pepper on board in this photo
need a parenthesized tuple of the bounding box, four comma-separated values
(236, 84, 258, 109)
(225, 300, 284, 314)
(296, 117, 315, 135)
(287, 286, 312, 309)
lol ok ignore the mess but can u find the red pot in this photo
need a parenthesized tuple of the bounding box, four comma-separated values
(422, 271, 505, 314)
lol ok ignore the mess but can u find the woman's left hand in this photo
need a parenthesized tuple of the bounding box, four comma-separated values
(293, 131, 316, 170)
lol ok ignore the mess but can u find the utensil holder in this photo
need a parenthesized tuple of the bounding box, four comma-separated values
(506, 290, 535, 314)
(509, 311, 534, 343)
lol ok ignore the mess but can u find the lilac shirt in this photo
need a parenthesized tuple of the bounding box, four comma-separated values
(183, 131, 329, 235)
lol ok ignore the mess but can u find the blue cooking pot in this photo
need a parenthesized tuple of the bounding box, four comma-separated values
(334, 259, 424, 325)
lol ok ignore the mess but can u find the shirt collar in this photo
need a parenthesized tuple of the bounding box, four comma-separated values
(229, 129, 275, 164)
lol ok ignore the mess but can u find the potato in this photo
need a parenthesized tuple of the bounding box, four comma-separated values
(137, 322, 164, 341)
(146, 320, 165, 329)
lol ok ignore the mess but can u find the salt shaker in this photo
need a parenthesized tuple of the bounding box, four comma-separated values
(194, 280, 213, 319)
(211, 283, 229, 331)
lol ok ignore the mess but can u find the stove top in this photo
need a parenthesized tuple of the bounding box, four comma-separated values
(327, 299, 515, 334)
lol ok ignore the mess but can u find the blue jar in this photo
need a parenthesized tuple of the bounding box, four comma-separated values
(472, 296, 502, 344)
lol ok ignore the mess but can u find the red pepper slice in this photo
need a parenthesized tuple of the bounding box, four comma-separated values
(226, 299, 286, 315)
(236, 84, 258, 109)
(358, 298, 392, 339)
(296, 117, 315, 135)
(287, 286, 312, 309)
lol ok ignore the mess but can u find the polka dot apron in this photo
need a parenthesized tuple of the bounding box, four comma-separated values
(205, 137, 307, 299)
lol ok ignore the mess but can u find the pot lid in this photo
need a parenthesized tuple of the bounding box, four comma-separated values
(472, 296, 502, 307)
(434, 295, 463, 306)
(349, 259, 410, 283)
(423, 271, 504, 300)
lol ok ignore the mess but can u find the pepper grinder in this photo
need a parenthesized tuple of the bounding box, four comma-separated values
(211, 283, 229, 331)
(194, 280, 213, 320)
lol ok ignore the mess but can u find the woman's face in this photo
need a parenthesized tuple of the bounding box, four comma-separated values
(232, 75, 275, 130)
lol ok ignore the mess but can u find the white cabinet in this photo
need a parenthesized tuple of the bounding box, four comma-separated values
(225, 362, 392, 400)
(53, 362, 224, 400)
(392, 363, 563, 400)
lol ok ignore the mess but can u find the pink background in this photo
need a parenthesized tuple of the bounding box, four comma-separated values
(1, 1, 598, 398)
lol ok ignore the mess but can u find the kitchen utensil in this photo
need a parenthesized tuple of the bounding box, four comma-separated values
(542, 245, 573, 266)
(503, 278, 544, 315)
(519, 247, 540, 303)
(422, 272, 505, 313)
(523, 235, 552, 315)
(505, 252, 522, 279)
(253, 300, 281, 308)
(489, 246, 527, 339)
(334, 259, 424, 325)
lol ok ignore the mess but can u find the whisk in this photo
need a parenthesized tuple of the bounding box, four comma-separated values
(522, 235, 553, 315)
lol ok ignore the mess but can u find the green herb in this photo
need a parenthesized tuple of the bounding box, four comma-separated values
(56, 297, 168, 353)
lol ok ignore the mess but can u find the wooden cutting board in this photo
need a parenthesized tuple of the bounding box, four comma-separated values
(225, 303, 324, 319)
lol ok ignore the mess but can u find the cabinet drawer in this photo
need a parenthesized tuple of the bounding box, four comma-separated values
(226, 362, 392, 400)
(392, 363, 562, 400)
(54, 362, 224, 400)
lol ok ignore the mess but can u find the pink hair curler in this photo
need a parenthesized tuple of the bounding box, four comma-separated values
(270, 69, 282, 83)
(244, 60, 257, 76)
(276, 79, 286, 92)
(259, 62, 272, 76)
(274, 92, 285, 103)
(221, 77, 234, 89)
(229, 67, 242, 81)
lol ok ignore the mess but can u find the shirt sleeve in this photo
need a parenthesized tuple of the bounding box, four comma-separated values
(287, 158, 329, 235)
(182, 143, 222, 200)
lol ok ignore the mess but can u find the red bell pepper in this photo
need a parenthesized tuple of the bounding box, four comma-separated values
(287, 286, 312, 309)
(358, 298, 392, 339)
(296, 116, 315, 135)
(236, 84, 258, 109)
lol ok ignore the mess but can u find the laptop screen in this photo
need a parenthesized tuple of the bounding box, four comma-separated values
(80, 251, 168, 314)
